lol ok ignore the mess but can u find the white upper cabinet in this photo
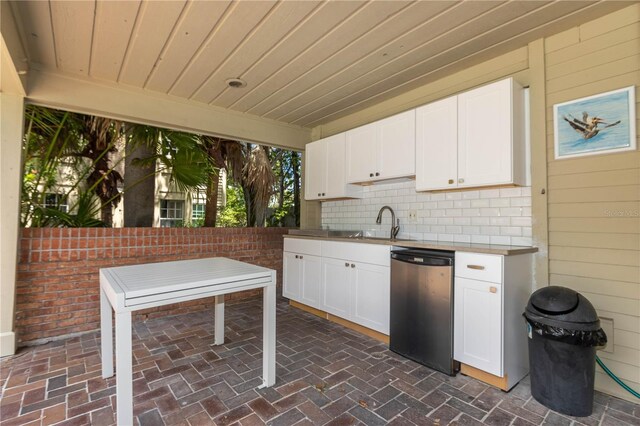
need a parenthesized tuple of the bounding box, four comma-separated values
(415, 96, 458, 191)
(416, 78, 525, 191)
(346, 110, 416, 183)
(304, 133, 362, 201)
(458, 78, 524, 187)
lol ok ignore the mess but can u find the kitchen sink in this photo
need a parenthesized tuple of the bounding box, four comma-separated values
(288, 229, 412, 242)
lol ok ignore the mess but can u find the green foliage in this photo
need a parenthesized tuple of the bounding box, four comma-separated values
(29, 191, 106, 228)
(267, 149, 301, 227)
(217, 183, 247, 227)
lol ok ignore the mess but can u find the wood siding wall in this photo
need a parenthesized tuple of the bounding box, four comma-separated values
(545, 5, 640, 400)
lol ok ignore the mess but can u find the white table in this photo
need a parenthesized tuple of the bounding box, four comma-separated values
(100, 257, 276, 425)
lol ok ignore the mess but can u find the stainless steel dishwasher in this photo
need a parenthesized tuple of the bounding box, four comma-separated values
(390, 249, 459, 375)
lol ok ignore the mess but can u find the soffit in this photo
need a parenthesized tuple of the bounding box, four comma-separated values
(9, 0, 631, 128)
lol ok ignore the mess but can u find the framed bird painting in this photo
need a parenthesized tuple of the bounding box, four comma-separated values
(553, 86, 636, 159)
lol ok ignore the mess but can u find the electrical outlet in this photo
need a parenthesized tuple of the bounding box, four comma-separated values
(408, 210, 418, 223)
(600, 317, 614, 353)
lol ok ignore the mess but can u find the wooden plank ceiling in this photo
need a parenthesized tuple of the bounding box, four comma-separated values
(10, 0, 630, 128)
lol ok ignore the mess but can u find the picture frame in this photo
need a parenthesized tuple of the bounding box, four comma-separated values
(553, 86, 636, 160)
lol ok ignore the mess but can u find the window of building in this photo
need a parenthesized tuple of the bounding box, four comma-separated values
(44, 193, 68, 213)
(192, 203, 205, 220)
(160, 200, 184, 227)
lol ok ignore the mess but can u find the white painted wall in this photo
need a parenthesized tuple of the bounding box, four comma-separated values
(0, 92, 25, 356)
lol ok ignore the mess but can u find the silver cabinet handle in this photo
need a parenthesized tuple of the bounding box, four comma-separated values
(300, 255, 303, 259)
(489, 286, 497, 293)
(448, 179, 454, 184)
(467, 264, 485, 270)
(295, 255, 299, 259)
(375, 172, 380, 176)
(345, 262, 349, 267)
(458, 178, 465, 183)
(369, 173, 374, 177)
(351, 263, 355, 268)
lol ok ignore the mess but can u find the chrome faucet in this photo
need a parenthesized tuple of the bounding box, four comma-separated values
(376, 206, 400, 240)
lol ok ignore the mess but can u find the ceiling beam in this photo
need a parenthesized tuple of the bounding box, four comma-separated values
(25, 69, 311, 150)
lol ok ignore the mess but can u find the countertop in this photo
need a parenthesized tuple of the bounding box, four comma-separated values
(284, 234, 538, 256)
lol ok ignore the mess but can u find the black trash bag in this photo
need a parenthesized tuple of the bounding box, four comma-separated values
(524, 315, 607, 347)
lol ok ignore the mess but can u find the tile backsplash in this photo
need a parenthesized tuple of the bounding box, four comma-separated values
(321, 181, 532, 246)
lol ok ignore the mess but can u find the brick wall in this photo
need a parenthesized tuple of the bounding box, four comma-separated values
(15, 227, 288, 345)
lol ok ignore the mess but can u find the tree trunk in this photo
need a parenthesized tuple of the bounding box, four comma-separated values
(123, 142, 155, 227)
(204, 170, 220, 227)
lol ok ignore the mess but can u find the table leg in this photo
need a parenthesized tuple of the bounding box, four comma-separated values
(262, 282, 276, 387)
(115, 311, 133, 426)
(100, 286, 114, 378)
(214, 295, 225, 345)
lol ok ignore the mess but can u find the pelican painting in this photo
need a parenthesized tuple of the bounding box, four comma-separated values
(553, 86, 636, 159)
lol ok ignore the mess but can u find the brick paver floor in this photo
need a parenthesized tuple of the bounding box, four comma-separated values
(1, 296, 638, 425)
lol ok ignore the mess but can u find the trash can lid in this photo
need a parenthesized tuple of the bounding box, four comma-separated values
(525, 286, 600, 329)
(530, 286, 579, 314)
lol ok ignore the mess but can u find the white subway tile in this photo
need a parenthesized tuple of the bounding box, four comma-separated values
(501, 226, 522, 236)
(437, 233, 455, 242)
(471, 235, 491, 244)
(522, 207, 532, 216)
(454, 217, 471, 226)
(490, 236, 512, 245)
(489, 198, 510, 208)
(454, 234, 472, 243)
(471, 199, 490, 208)
(438, 217, 454, 225)
(490, 217, 510, 226)
(454, 200, 471, 209)
(521, 187, 532, 196)
(462, 191, 480, 200)
(510, 217, 532, 227)
(446, 225, 463, 234)
(480, 189, 500, 198)
(471, 217, 491, 226)
(480, 226, 501, 235)
(511, 197, 531, 207)
(500, 207, 522, 217)
(445, 192, 462, 200)
(446, 208, 462, 217)
(499, 187, 522, 197)
(511, 237, 533, 246)
(480, 208, 501, 217)
(431, 193, 445, 201)
(522, 227, 532, 237)
(438, 200, 454, 209)
(431, 209, 446, 217)
(424, 233, 438, 241)
(463, 226, 481, 235)
(431, 225, 446, 233)
(463, 208, 481, 217)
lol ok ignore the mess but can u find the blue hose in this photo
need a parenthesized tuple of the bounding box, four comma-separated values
(596, 355, 640, 399)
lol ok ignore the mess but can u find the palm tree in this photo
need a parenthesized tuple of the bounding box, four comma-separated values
(22, 106, 124, 227)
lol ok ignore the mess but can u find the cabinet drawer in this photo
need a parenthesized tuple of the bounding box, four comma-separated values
(455, 252, 503, 283)
(284, 238, 322, 256)
(322, 241, 390, 267)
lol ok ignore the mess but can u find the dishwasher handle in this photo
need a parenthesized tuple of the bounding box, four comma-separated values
(391, 251, 453, 267)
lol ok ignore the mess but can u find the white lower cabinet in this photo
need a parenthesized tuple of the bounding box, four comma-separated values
(454, 277, 502, 376)
(284, 237, 390, 335)
(350, 262, 390, 334)
(453, 251, 532, 390)
(321, 257, 351, 318)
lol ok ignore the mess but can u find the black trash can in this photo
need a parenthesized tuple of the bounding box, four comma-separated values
(523, 286, 607, 417)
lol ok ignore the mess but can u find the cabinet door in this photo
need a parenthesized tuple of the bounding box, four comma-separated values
(377, 110, 416, 180)
(415, 97, 458, 191)
(321, 257, 351, 318)
(454, 277, 502, 376)
(283, 252, 302, 301)
(300, 255, 322, 309)
(350, 262, 390, 334)
(304, 140, 326, 200)
(346, 123, 377, 183)
(458, 78, 513, 187)
(324, 133, 348, 198)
